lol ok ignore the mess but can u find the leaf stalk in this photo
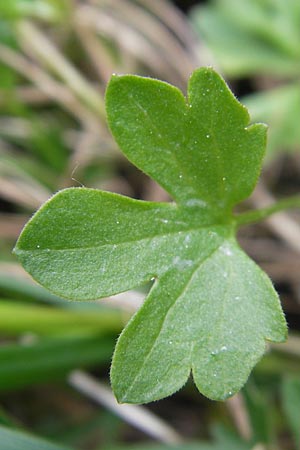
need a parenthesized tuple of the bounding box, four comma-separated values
(235, 195, 300, 227)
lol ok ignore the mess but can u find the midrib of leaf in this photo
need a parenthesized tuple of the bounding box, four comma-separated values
(199, 246, 234, 377)
(112, 74, 244, 209)
(208, 128, 227, 202)
(119, 241, 226, 400)
(18, 224, 230, 253)
(129, 93, 204, 199)
(205, 82, 227, 203)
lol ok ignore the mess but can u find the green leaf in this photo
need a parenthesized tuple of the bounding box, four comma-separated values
(111, 239, 285, 403)
(0, 334, 114, 391)
(243, 382, 273, 443)
(103, 443, 243, 450)
(0, 299, 124, 336)
(0, 425, 72, 450)
(106, 68, 266, 210)
(282, 376, 300, 449)
(0, 0, 64, 21)
(243, 84, 300, 157)
(103, 425, 253, 450)
(191, 0, 300, 78)
(14, 68, 287, 403)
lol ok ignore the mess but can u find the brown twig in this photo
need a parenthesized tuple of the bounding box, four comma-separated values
(226, 393, 252, 441)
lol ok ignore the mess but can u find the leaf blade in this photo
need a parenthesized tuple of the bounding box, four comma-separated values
(14, 187, 221, 300)
(112, 239, 287, 403)
(106, 67, 267, 209)
(0, 334, 114, 391)
(0, 425, 72, 450)
(14, 67, 287, 404)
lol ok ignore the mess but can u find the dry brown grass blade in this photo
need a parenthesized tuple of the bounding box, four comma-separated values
(136, 0, 201, 48)
(0, 140, 49, 211)
(250, 181, 300, 253)
(0, 42, 100, 132)
(0, 141, 51, 210)
(76, 4, 187, 85)
(0, 214, 28, 239)
(0, 117, 31, 140)
(74, 21, 116, 85)
(61, 130, 102, 188)
(0, 175, 50, 210)
(69, 370, 183, 444)
(136, 0, 216, 69)
(226, 393, 252, 441)
(16, 20, 106, 119)
(97, 0, 199, 87)
(271, 334, 300, 357)
(60, 127, 123, 189)
(0, 262, 33, 279)
(239, 237, 300, 284)
(13, 86, 50, 105)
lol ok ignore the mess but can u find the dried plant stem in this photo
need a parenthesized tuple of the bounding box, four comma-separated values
(102, 0, 196, 86)
(16, 20, 105, 119)
(236, 188, 300, 254)
(77, 4, 181, 84)
(226, 393, 252, 440)
(136, 0, 199, 50)
(250, 183, 300, 253)
(136, 0, 215, 69)
(14, 86, 50, 104)
(68, 370, 183, 444)
(0, 175, 50, 209)
(0, 43, 100, 132)
(74, 23, 115, 84)
(272, 334, 300, 357)
(0, 214, 29, 239)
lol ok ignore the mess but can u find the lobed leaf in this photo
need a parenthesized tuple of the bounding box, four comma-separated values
(14, 67, 287, 403)
(106, 68, 266, 210)
(111, 239, 286, 402)
(14, 187, 225, 299)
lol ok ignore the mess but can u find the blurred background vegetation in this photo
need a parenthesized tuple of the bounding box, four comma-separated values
(0, 0, 299, 449)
